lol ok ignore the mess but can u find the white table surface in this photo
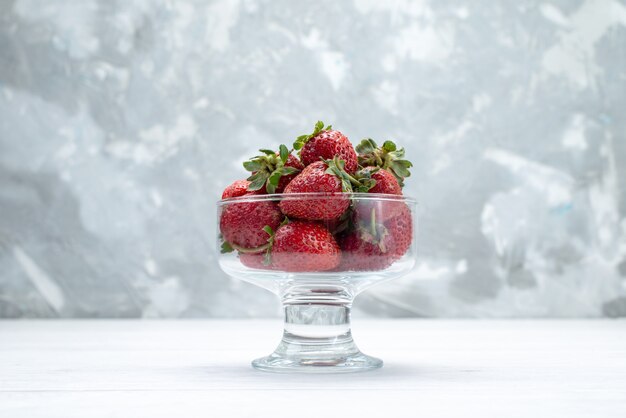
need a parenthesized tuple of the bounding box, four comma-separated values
(1, 319, 625, 417)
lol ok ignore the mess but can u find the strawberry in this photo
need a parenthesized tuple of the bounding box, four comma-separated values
(270, 221, 341, 272)
(294, 121, 358, 173)
(354, 166, 404, 223)
(279, 158, 363, 220)
(219, 199, 283, 251)
(386, 204, 413, 259)
(221, 180, 256, 199)
(356, 138, 412, 187)
(239, 252, 273, 270)
(226, 219, 287, 270)
(337, 231, 395, 271)
(338, 204, 412, 271)
(220, 180, 279, 252)
(244, 145, 303, 194)
(365, 167, 402, 195)
(323, 205, 354, 236)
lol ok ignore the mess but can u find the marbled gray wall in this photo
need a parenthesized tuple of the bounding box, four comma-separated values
(1, 0, 625, 318)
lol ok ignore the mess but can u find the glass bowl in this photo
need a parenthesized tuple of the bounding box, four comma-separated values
(217, 192, 417, 373)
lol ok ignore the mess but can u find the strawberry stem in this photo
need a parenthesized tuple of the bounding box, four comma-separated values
(345, 172, 362, 186)
(228, 242, 271, 254)
(323, 156, 377, 193)
(357, 208, 387, 253)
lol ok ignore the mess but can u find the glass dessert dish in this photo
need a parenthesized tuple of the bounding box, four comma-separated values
(217, 192, 417, 373)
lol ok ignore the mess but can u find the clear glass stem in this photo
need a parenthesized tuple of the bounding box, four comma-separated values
(252, 284, 382, 373)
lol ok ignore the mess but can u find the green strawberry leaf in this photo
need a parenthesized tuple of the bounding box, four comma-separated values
(279, 166, 300, 175)
(245, 145, 302, 192)
(279, 144, 289, 163)
(351, 167, 378, 192)
(324, 156, 371, 193)
(293, 135, 308, 151)
(355, 138, 377, 154)
(247, 171, 269, 191)
(389, 148, 406, 159)
(268, 172, 281, 186)
(266, 170, 282, 194)
(243, 160, 263, 172)
(382, 140, 396, 152)
(221, 241, 234, 253)
(390, 160, 412, 178)
(259, 225, 277, 266)
(356, 138, 412, 188)
(355, 178, 377, 192)
(293, 120, 332, 153)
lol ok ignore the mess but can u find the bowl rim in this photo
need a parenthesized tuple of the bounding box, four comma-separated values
(217, 192, 417, 206)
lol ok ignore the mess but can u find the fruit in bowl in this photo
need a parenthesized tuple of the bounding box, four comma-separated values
(217, 122, 417, 373)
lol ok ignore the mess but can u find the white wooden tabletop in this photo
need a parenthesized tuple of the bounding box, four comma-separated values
(1, 319, 625, 417)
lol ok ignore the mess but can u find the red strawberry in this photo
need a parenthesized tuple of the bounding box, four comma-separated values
(221, 179, 266, 199)
(323, 206, 354, 236)
(279, 161, 350, 220)
(279, 157, 377, 220)
(221, 180, 256, 199)
(275, 154, 304, 192)
(366, 167, 402, 195)
(239, 252, 273, 270)
(219, 200, 283, 251)
(271, 221, 340, 272)
(385, 204, 413, 259)
(338, 204, 413, 271)
(294, 121, 358, 173)
(337, 231, 395, 271)
(279, 160, 351, 220)
(354, 167, 404, 223)
(244, 145, 304, 194)
(356, 138, 412, 187)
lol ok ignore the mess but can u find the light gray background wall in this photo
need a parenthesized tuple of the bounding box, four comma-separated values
(1, 0, 625, 318)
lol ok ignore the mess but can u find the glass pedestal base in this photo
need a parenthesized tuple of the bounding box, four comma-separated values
(252, 351, 383, 373)
(252, 302, 382, 373)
